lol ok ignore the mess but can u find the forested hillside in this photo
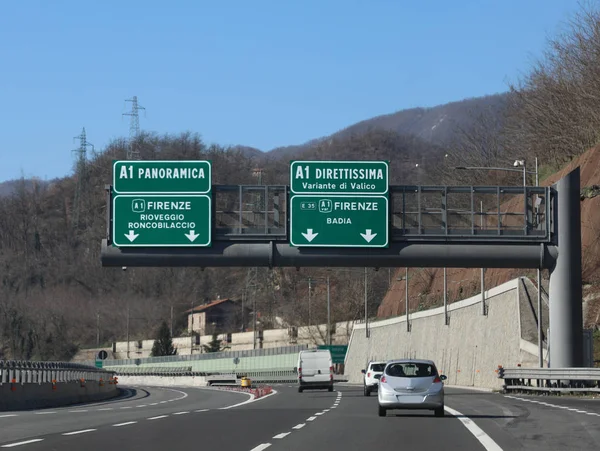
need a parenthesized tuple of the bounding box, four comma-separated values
(3, 4, 600, 360)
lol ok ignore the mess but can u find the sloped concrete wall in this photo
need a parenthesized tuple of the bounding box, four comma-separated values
(345, 278, 542, 390)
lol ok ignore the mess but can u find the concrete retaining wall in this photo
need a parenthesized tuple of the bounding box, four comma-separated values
(0, 381, 119, 411)
(116, 375, 207, 387)
(345, 277, 544, 390)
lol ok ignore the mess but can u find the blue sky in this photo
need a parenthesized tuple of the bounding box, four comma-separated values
(0, 0, 579, 182)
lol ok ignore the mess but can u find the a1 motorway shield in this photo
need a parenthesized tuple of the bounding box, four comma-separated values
(112, 194, 211, 247)
(290, 195, 388, 247)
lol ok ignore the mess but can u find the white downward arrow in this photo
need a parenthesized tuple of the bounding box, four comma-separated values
(185, 230, 200, 242)
(301, 228, 318, 242)
(124, 230, 139, 242)
(360, 229, 377, 243)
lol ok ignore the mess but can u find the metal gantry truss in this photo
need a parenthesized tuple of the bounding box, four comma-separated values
(109, 184, 550, 244)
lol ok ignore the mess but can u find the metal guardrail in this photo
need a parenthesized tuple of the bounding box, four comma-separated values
(0, 360, 116, 384)
(498, 367, 600, 393)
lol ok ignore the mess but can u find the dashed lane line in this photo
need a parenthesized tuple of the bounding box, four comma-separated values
(68, 410, 88, 413)
(34, 412, 56, 415)
(307, 416, 317, 421)
(250, 444, 271, 451)
(273, 433, 291, 439)
(292, 424, 305, 430)
(113, 421, 137, 427)
(1, 439, 44, 448)
(0, 415, 18, 418)
(195, 409, 209, 412)
(97, 408, 113, 411)
(147, 415, 168, 420)
(62, 429, 97, 436)
(173, 411, 189, 415)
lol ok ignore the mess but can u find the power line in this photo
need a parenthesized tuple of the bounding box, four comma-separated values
(71, 127, 94, 233)
(123, 95, 146, 160)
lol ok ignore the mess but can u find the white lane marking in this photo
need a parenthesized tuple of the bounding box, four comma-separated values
(62, 429, 96, 436)
(315, 412, 324, 416)
(219, 389, 278, 409)
(159, 401, 167, 404)
(323, 409, 330, 412)
(97, 408, 113, 411)
(35, 412, 56, 415)
(195, 409, 209, 412)
(273, 432, 290, 439)
(120, 407, 132, 409)
(113, 421, 137, 427)
(0, 415, 18, 418)
(149, 403, 158, 406)
(173, 411, 189, 415)
(136, 405, 147, 408)
(292, 423, 305, 430)
(504, 395, 600, 416)
(161, 388, 189, 401)
(250, 444, 271, 451)
(307, 416, 317, 421)
(148, 415, 168, 420)
(68, 410, 88, 413)
(444, 406, 503, 451)
(1, 439, 44, 447)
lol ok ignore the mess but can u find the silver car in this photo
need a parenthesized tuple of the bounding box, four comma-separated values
(377, 359, 447, 417)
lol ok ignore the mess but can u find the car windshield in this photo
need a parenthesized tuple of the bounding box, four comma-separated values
(385, 362, 437, 378)
(370, 363, 386, 372)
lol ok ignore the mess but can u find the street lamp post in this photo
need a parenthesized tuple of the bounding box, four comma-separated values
(326, 276, 331, 346)
(364, 267, 369, 338)
(443, 267, 448, 325)
(405, 267, 410, 332)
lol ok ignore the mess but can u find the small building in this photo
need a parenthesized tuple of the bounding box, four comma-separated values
(186, 298, 249, 335)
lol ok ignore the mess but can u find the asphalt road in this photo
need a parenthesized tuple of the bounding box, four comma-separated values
(1, 384, 600, 450)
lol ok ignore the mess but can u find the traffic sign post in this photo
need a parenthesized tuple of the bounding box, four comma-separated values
(290, 195, 388, 247)
(290, 161, 389, 248)
(113, 160, 211, 194)
(112, 195, 211, 247)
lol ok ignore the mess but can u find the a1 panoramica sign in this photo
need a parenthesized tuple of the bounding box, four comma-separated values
(111, 160, 212, 247)
(289, 161, 389, 248)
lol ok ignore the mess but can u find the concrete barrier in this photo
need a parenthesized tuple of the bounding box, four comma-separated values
(0, 380, 120, 411)
(116, 375, 207, 387)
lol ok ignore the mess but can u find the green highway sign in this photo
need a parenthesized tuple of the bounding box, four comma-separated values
(318, 345, 348, 364)
(112, 195, 211, 247)
(290, 195, 388, 248)
(290, 160, 389, 195)
(113, 160, 212, 194)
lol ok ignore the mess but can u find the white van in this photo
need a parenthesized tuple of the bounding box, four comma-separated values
(296, 349, 334, 393)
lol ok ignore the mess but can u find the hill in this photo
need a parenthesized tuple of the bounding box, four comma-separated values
(378, 144, 600, 329)
(266, 93, 508, 159)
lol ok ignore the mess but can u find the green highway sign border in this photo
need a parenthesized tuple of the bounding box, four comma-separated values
(112, 194, 212, 248)
(289, 160, 389, 195)
(112, 160, 212, 195)
(289, 194, 389, 248)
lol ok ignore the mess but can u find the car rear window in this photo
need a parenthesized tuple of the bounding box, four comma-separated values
(385, 362, 437, 378)
(370, 363, 386, 372)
